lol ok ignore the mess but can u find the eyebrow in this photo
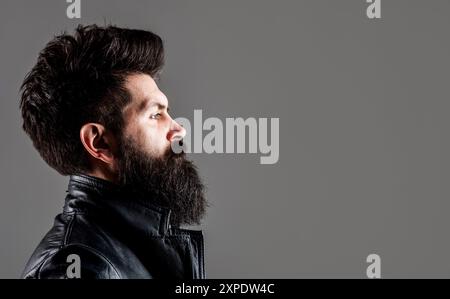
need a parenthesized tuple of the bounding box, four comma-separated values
(138, 98, 169, 113)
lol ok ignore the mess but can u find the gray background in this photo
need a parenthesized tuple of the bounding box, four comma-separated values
(1, 0, 449, 278)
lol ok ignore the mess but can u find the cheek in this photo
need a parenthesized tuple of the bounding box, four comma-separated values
(135, 122, 169, 155)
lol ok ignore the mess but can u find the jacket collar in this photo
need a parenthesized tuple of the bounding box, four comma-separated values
(64, 173, 172, 236)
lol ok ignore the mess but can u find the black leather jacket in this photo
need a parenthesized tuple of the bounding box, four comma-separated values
(21, 174, 205, 279)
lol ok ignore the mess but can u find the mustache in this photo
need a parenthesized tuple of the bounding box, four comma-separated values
(165, 139, 187, 161)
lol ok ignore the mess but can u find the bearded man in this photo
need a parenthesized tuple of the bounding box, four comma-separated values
(20, 24, 207, 279)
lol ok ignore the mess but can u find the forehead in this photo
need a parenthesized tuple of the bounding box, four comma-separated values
(123, 73, 167, 113)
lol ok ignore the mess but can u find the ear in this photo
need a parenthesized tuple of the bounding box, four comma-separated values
(79, 123, 117, 165)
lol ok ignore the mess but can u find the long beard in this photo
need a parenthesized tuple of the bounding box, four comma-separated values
(116, 136, 207, 226)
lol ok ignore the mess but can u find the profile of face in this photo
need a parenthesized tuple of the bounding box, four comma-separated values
(122, 73, 186, 159)
(81, 73, 207, 226)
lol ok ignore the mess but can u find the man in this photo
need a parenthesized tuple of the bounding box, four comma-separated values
(20, 24, 207, 279)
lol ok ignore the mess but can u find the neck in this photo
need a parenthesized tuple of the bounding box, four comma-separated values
(85, 167, 118, 184)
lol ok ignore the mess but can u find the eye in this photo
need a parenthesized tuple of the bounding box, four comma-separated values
(150, 113, 162, 120)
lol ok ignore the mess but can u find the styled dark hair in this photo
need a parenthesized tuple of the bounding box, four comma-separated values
(20, 24, 165, 175)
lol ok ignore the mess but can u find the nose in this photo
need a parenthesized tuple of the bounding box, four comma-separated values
(167, 118, 186, 142)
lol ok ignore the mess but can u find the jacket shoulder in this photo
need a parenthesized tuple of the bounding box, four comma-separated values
(23, 244, 121, 279)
